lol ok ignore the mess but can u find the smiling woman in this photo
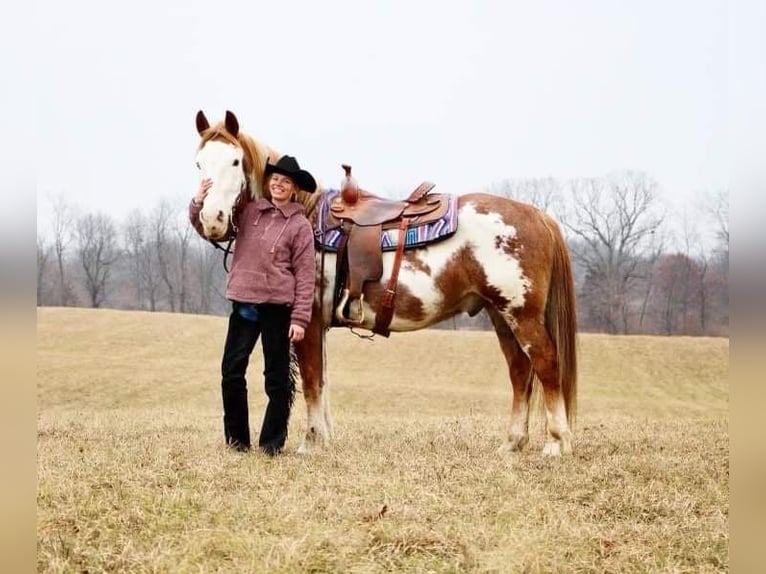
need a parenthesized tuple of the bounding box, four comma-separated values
(189, 111, 318, 455)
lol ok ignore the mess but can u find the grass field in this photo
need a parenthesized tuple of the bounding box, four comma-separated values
(37, 307, 729, 573)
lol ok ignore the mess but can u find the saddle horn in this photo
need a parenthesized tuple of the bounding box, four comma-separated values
(341, 164, 359, 205)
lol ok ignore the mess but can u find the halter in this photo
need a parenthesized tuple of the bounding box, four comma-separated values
(207, 180, 249, 273)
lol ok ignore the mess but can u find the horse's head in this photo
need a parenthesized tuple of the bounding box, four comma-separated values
(193, 110, 323, 236)
(194, 110, 267, 240)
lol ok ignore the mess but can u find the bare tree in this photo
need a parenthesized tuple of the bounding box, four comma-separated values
(703, 188, 729, 334)
(151, 201, 178, 311)
(75, 213, 119, 308)
(37, 236, 51, 304)
(706, 188, 729, 247)
(176, 223, 194, 313)
(680, 206, 711, 334)
(192, 242, 223, 314)
(123, 209, 146, 309)
(51, 195, 76, 306)
(563, 171, 665, 333)
(635, 235, 666, 333)
(697, 256, 710, 333)
(653, 253, 706, 335)
(124, 209, 163, 312)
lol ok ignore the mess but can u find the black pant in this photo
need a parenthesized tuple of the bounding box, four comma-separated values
(220, 303, 294, 454)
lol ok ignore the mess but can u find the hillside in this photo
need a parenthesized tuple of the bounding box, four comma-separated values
(38, 307, 728, 418)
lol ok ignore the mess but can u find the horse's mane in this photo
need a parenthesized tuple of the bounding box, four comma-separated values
(294, 186, 325, 222)
(198, 122, 279, 201)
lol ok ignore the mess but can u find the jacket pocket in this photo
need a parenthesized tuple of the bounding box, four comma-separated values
(228, 270, 270, 300)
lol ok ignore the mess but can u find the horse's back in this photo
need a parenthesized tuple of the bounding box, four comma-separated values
(457, 192, 561, 254)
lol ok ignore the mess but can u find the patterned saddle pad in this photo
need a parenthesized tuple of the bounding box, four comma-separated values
(315, 188, 458, 252)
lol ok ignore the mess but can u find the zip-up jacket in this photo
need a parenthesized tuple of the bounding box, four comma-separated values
(189, 198, 316, 328)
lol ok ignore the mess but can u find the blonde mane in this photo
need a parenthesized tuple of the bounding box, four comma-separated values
(294, 185, 325, 222)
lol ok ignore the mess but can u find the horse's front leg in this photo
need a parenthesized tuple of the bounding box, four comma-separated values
(294, 312, 331, 454)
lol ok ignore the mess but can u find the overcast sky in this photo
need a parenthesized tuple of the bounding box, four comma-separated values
(30, 0, 758, 245)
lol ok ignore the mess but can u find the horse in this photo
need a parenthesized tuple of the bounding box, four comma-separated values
(193, 110, 578, 457)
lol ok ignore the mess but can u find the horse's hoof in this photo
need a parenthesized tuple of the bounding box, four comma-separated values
(497, 435, 528, 455)
(297, 437, 327, 456)
(509, 434, 529, 452)
(542, 441, 562, 457)
(497, 444, 522, 458)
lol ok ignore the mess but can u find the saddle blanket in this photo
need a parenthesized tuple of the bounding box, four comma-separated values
(316, 188, 458, 252)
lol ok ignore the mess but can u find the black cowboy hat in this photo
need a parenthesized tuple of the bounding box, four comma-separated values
(264, 155, 317, 193)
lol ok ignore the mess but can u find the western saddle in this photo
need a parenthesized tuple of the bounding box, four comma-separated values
(326, 165, 449, 336)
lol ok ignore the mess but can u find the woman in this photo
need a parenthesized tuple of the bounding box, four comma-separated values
(189, 155, 317, 455)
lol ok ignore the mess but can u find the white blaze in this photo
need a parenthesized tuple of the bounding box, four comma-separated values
(195, 140, 246, 237)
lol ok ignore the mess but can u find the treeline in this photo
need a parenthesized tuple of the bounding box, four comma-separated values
(37, 171, 729, 336)
(37, 198, 231, 317)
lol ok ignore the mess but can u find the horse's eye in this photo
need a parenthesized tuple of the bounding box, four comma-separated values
(232, 159, 240, 167)
(196, 162, 201, 169)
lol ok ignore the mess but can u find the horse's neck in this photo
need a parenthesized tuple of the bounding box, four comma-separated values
(298, 187, 325, 225)
(256, 142, 281, 170)
(244, 135, 280, 200)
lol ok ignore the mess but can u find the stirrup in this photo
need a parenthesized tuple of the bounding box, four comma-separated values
(335, 289, 365, 325)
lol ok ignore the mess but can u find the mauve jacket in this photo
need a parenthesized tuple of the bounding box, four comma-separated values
(189, 198, 316, 328)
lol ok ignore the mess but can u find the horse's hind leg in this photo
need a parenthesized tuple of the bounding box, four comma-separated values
(512, 318, 573, 456)
(294, 314, 331, 454)
(486, 307, 534, 453)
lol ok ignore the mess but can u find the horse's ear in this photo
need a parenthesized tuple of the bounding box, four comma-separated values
(225, 111, 239, 137)
(196, 111, 210, 134)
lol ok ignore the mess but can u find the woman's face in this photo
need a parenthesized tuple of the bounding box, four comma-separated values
(269, 173, 297, 205)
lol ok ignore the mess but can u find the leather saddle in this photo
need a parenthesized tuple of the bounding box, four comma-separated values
(327, 165, 448, 336)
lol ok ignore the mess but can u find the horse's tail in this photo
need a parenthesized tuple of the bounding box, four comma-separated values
(544, 216, 578, 424)
(288, 345, 300, 411)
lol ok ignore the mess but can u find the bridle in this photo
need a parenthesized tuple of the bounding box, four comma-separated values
(206, 180, 249, 273)
(207, 236, 235, 273)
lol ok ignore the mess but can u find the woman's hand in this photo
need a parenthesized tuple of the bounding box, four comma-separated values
(193, 178, 212, 206)
(289, 324, 306, 342)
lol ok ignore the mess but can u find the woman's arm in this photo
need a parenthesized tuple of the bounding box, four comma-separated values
(289, 219, 317, 330)
(188, 178, 212, 239)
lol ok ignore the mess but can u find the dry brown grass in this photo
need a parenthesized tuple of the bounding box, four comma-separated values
(37, 307, 729, 573)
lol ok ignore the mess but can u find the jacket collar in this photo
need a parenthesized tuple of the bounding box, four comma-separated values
(254, 197, 305, 218)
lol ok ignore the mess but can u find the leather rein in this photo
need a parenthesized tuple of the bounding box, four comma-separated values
(207, 185, 249, 273)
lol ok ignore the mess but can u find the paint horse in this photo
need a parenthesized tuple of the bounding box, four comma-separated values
(193, 110, 578, 457)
